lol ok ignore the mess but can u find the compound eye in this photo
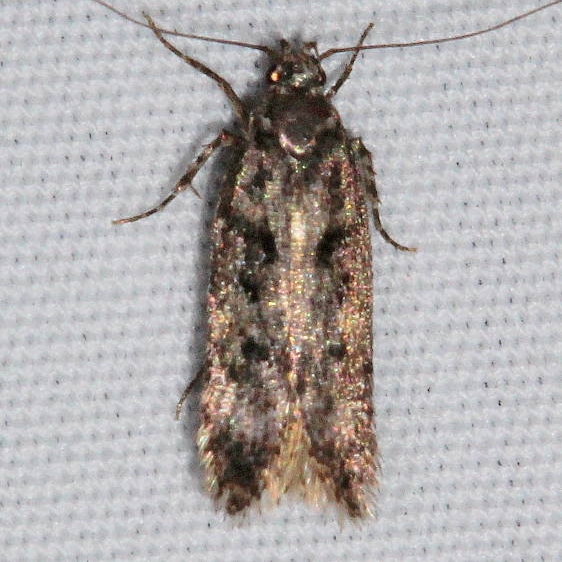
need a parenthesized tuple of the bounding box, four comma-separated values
(269, 62, 298, 83)
(268, 65, 283, 83)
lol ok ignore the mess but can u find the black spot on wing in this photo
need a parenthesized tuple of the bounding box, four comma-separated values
(238, 271, 260, 302)
(241, 337, 269, 362)
(258, 226, 277, 264)
(252, 166, 272, 192)
(327, 342, 346, 360)
(316, 226, 346, 267)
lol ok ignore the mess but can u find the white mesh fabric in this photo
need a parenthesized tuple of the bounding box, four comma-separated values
(1, 1, 560, 560)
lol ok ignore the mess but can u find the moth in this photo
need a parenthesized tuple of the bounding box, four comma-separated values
(93, 0, 561, 517)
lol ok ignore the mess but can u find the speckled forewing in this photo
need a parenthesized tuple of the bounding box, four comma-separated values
(198, 135, 377, 517)
(298, 141, 377, 517)
(197, 145, 292, 514)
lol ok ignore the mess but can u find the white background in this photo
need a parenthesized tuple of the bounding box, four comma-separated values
(1, 1, 560, 560)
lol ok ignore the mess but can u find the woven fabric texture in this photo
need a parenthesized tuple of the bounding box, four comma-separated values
(1, 1, 560, 560)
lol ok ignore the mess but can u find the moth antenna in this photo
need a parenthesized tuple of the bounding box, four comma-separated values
(90, 0, 273, 53)
(319, 1, 561, 59)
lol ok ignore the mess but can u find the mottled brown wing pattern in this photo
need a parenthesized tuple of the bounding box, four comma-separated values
(198, 147, 288, 515)
(96, 0, 560, 519)
(301, 142, 377, 517)
(199, 136, 377, 516)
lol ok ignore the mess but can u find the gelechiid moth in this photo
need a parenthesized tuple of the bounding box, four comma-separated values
(91, 0, 561, 517)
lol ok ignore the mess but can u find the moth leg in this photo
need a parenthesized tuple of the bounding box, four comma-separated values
(175, 367, 204, 420)
(143, 14, 248, 125)
(327, 23, 373, 99)
(351, 138, 417, 252)
(113, 130, 240, 224)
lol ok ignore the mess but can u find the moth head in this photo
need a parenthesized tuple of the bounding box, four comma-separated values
(267, 40, 326, 90)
